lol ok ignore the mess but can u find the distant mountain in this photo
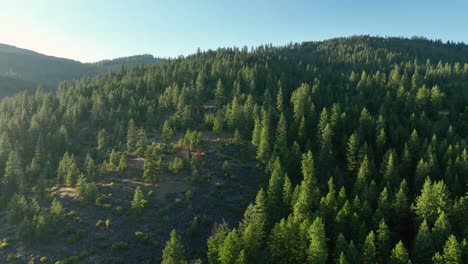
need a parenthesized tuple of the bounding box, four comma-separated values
(0, 43, 160, 97)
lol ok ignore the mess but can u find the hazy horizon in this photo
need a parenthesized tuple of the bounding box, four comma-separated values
(1, 0, 467, 62)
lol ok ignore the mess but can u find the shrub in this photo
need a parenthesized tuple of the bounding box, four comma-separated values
(0, 239, 8, 249)
(111, 241, 128, 252)
(185, 190, 193, 202)
(135, 231, 145, 240)
(113, 206, 123, 216)
(7, 253, 15, 262)
(67, 229, 85, 244)
(105, 219, 111, 228)
(96, 219, 105, 227)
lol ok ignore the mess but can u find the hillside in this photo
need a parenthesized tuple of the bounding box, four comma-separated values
(0, 43, 160, 98)
(0, 36, 467, 263)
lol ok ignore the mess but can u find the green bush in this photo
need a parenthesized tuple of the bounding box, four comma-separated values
(105, 219, 111, 228)
(66, 229, 85, 244)
(96, 219, 105, 227)
(113, 206, 123, 215)
(0, 239, 8, 249)
(111, 241, 128, 252)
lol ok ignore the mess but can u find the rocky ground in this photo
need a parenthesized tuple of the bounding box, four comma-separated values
(0, 132, 262, 263)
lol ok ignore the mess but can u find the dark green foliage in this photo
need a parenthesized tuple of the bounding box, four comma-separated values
(0, 36, 467, 262)
(413, 220, 433, 264)
(362, 231, 376, 264)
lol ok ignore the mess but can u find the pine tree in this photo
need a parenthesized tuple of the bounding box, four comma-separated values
(346, 240, 360, 264)
(97, 128, 107, 151)
(413, 220, 433, 264)
(293, 151, 319, 221)
(276, 85, 284, 113)
(441, 235, 462, 264)
(354, 154, 371, 199)
(392, 179, 410, 234)
(162, 229, 187, 264)
(331, 234, 347, 262)
(389, 241, 411, 264)
(118, 152, 128, 173)
(239, 189, 266, 259)
(376, 219, 391, 263)
(2, 150, 23, 201)
(362, 231, 376, 264)
(219, 229, 241, 264)
(84, 154, 96, 180)
(127, 119, 138, 152)
(413, 177, 451, 226)
(432, 211, 452, 251)
(274, 113, 288, 158)
(307, 217, 327, 264)
(131, 187, 147, 214)
(256, 109, 271, 163)
(382, 150, 398, 188)
(235, 249, 247, 264)
(162, 120, 174, 146)
(346, 132, 360, 176)
(282, 175, 292, 212)
(215, 79, 225, 105)
(338, 252, 348, 264)
(207, 222, 230, 264)
(266, 158, 285, 222)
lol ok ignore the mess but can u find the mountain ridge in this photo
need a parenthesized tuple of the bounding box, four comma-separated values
(0, 43, 161, 97)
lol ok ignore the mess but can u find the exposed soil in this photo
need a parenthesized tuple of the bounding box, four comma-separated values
(0, 132, 262, 263)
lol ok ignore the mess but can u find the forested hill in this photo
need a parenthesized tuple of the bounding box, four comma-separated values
(0, 43, 160, 97)
(0, 36, 468, 263)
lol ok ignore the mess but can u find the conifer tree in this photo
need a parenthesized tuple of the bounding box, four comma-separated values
(441, 235, 462, 264)
(131, 187, 147, 214)
(2, 150, 23, 201)
(346, 132, 360, 175)
(432, 212, 452, 252)
(266, 158, 285, 222)
(219, 229, 241, 264)
(239, 197, 266, 259)
(307, 217, 327, 264)
(362, 231, 376, 264)
(376, 219, 391, 263)
(207, 222, 230, 264)
(215, 79, 225, 105)
(127, 118, 138, 152)
(256, 109, 271, 163)
(162, 229, 187, 264)
(389, 241, 411, 264)
(274, 113, 288, 158)
(413, 177, 451, 226)
(413, 220, 433, 264)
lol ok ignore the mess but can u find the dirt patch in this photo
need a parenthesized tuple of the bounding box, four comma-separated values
(56, 187, 79, 199)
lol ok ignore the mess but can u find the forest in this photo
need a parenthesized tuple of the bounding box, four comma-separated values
(0, 35, 467, 263)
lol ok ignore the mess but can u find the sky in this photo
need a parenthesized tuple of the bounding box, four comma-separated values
(0, 0, 466, 62)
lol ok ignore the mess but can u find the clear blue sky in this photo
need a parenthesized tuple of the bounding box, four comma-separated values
(0, 0, 466, 62)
